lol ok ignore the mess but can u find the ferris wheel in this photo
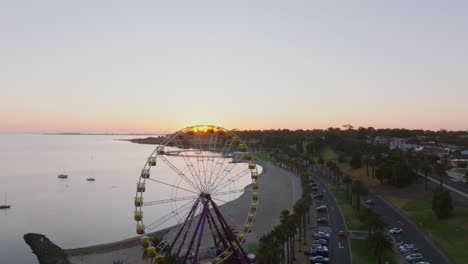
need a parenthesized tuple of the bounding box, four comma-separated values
(133, 125, 260, 264)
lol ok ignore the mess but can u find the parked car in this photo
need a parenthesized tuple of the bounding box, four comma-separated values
(408, 256, 425, 262)
(309, 255, 329, 263)
(314, 194, 324, 199)
(314, 232, 330, 240)
(389, 227, 403, 234)
(313, 187, 319, 192)
(402, 248, 419, 255)
(403, 249, 420, 256)
(396, 241, 407, 247)
(317, 218, 328, 224)
(316, 205, 327, 212)
(365, 199, 375, 205)
(311, 183, 318, 187)
(405, 253, 424, 261)
(399, 244, 415, 251)
(338, 230, 346, 237)
(415, 262, 430, 264)
(310, 246, 329, 257)
(312, 239, 328, 246)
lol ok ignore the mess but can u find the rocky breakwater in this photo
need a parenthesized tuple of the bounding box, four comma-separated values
(23, 233, 71, 264)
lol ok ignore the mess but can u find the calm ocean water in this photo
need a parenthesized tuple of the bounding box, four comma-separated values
(0, 134, 252, 264)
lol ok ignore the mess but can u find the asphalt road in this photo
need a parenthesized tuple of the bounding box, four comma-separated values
(366, 192, 452, 264)
(418, 171, 468, 199)
(311, 173, 351, 264)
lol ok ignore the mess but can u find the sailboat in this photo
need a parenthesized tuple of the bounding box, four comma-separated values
(0, 193, 11, 209)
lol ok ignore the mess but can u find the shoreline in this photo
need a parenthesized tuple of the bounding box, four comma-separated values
(65, 162, 267, 256)
(67, 162, 301, 264)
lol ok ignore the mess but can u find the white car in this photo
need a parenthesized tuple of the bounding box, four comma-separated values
(309, 255, 329, 263)
(389, 227, 403, 234)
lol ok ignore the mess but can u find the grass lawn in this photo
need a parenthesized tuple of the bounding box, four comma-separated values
(386, 196, 468, 264)
(331, 190, 368, 231)
(350, 238, 398, 264)
(254, 151, 273, 161)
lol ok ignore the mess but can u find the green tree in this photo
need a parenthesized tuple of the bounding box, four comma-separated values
(280, 210, 290, 264)
(309, 157, 316, 167)
(343, 175, 352, 201)
(421, 160, 431, 191)
(318, 157, 325, 176)
(326, 160, 335, 178)
(367, 210, 387, 233)
(369, 157, 378, 178)
(434, 163, 448, 189)
(432, 189, 453, 219)
(351, 180, 368, 215)
(349, 151, 362, 169)
(367, 231, 392, 264)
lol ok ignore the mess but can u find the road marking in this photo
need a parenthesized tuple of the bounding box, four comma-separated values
(398, 220, 404, 226)
(339, 242, 344, 249)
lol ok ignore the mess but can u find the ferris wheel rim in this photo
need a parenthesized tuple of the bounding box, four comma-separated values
(133, 125, 261, 263)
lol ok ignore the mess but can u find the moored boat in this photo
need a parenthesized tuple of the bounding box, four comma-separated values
(57, 174, 68, 179)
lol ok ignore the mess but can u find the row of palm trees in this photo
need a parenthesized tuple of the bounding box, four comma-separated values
(256, 157, 313, 264)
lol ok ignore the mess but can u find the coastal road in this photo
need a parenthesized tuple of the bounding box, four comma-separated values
(366, 192, 453, 264)
(311, 173, 351, 264)
(418, 171, 468, 199)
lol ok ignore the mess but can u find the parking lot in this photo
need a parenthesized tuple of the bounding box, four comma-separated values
(309, 174, 351, 264)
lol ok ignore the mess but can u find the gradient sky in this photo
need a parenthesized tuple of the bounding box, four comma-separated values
(1, 1, 467, 133)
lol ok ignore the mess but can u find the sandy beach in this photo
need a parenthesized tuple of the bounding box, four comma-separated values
(67, 162, 302, 264)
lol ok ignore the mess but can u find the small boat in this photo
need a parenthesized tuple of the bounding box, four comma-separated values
(58, 174, 68, 179)
(0, 193, 11, 209)
(86, 178, 96, 181)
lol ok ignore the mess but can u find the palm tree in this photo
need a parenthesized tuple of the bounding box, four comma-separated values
(368, 211, 386, 234)
(434, 163, 447, 189)
(280, 210, 290, 264)
(367, 231, 392, 264)
(343, 175, 352, 201)
(335, 166, 343, 184)
(285, 216, 298, 263)
(351, 180, 368, 215)
(326, 160, 335, 178)
(421, 160, 431, 191)
(318, 157, 325, 176)
(309, 158, 316, 167)
(369, 157, 378, 178)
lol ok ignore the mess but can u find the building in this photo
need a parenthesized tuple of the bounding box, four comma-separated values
(448, 159, 468, 168)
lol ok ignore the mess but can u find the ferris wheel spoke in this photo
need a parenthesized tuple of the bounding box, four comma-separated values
(211, 189, 244, 197)
(211, 168, 250, 194)
(146, 178, 199, 195)
(207, 138, 238, 190)
(173, 137, 206, 191)
(206, 135, 228, 190)
(206, 161, 238, 192)
(193, 133, 208, 190)
(143, 195, 200, 206)
(159, 155, 203, 192)
(146, 198, 199, 232)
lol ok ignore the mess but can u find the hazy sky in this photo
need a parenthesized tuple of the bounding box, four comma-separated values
(1, 1, 467, 133)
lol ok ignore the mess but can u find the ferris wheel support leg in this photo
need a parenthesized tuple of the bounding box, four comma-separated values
(183, 200, 209, 264)
(210, 200, 251, 263)
(193, 202, 210, 263)
(170, 199, 200, 251)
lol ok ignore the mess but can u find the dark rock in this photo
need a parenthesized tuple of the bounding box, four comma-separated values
(23, 233, 71, 264)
